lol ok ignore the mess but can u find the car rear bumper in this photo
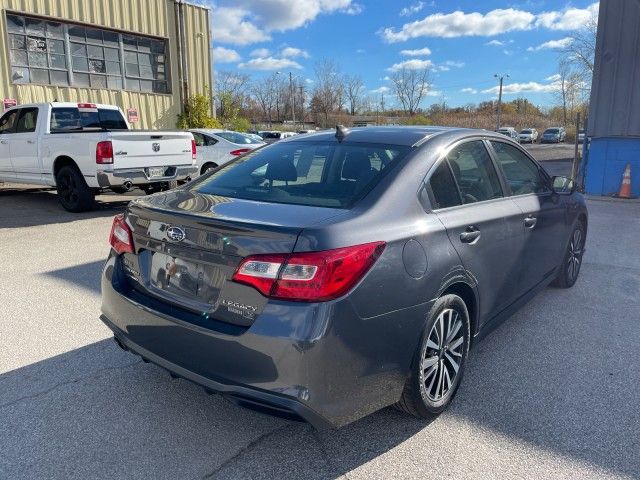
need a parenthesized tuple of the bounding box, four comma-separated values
(100, 254, 421, 428)
(96, 165, 197, 187)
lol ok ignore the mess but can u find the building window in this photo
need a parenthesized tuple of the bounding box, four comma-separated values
(5, 13, 169, 94)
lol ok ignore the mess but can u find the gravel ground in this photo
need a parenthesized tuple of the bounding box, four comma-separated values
(0, 178, 638, 479)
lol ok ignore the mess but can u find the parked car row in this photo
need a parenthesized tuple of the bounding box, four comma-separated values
(496, 126, 568, 144)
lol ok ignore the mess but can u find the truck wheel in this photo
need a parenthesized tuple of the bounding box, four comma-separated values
(55, 165, 95, 212)
(166, 180, 178, 190)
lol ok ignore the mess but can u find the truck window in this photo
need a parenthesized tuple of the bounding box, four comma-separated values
(50, 107, 128, 132)
(16, 108, 38, 133)
(0, 110, 19, 134)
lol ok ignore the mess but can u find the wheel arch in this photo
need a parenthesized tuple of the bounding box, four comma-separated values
(441, 281, 479, 344)
(53, 155, 80, 179)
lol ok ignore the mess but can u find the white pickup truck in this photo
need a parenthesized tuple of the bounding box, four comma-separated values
(0, 102, 197, 212)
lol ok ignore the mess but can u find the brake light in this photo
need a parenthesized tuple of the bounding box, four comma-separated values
(232, 241, 385, 302)
(77, 102, 98, 113)
(96, 140, 113, 164)
(191, 139, 197, 160)
(230, 148, 251, 156)
(109, 214, 134, 255)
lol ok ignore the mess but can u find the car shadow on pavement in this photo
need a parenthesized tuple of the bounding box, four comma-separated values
(0, 187, 134, 228)
(43, 260, 105, 295)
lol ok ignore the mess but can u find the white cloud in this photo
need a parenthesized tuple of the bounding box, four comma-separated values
(426, 89, 442, 97)
(486, 39, 504, 46)
(380, 2, 599, 42)
(212, 46, 241, 63)
(211, 7, 271, 45)
(461, 87, 478, 94)
(381, 8, 535, 41)
(527, 37, 573, 51)
(281, 47, 310, 58)
(432, 60, 465, 72)
(400, 47, 432, 56)
(250, 48, 271, 57)
(482, 80, 560, 94)
(536, 3, 599, 30)
(305, 78, 314, 84)
(387, 59, 433, 71)
(342, 2, 364, 14)
(370, 86, 391, 94)
(400, 1, 426, 17)
(356, 48, 365, 54)
(238, 57, 303, 70)
(545, 73, 561, 82)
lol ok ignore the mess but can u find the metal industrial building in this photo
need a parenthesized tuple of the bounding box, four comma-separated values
(586, 0, 640, 196)
(0, 0, 213, 129)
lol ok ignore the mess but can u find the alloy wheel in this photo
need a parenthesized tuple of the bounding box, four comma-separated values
(567, 228, 583, 282)
(420, 308, 465, 402)
(58, 172, 79, 206)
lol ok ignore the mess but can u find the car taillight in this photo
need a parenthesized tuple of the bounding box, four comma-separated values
(109, 214, 134, 255)
(232, 241, 385, 302)
(191, 139, 197, 160)
(230, 148, 251, 156)
(96, 140, 113, 164)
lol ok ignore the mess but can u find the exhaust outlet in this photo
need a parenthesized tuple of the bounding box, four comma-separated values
(123, 181, 133, 191)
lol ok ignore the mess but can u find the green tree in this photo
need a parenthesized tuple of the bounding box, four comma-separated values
(177, 89, 220, 129)
(402, 114, 432, 125)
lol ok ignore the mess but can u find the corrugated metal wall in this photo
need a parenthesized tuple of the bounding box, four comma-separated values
(588, 0, 640, 138)
(0, 0, 211, 129)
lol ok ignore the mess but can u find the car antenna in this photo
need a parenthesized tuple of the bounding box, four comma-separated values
(335, 124, 350, 142)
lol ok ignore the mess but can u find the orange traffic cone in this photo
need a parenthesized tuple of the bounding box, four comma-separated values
(616, 163, 633, 198)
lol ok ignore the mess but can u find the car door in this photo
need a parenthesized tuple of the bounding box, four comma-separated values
(430, 139, 525, 324)
(10, 107, 40, 183)
(488, 140, 567, 292)
(0, 109, 19, 181)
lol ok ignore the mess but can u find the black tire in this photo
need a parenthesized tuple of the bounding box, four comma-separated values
(55, 165, 95, 212)
(396, 294, 471, 419)
(551, 222, 585, 288)
(166, 180, 178, 190)
(200, 163, 218, 175)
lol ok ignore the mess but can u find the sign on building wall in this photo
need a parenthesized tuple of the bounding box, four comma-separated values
(127, 107, 139, 124)
(3, 99, 17, 110)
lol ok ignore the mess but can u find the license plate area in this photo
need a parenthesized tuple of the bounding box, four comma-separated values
(147, 167, 168, 179)
(147, 251, 224, 310)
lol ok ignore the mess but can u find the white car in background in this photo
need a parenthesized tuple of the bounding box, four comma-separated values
(189, 129, 265, 175)
(518, 128, 538, 143)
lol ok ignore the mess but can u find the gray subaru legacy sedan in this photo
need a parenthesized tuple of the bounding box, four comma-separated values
(101, 126, 587, 428)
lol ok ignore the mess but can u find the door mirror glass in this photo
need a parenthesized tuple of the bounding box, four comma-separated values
(552, 175, 575, 193)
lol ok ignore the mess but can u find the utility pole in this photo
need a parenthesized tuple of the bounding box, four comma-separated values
(494, 73, 509, 130)
(299, 85, 304, 129)
(289, 72, 296, 131)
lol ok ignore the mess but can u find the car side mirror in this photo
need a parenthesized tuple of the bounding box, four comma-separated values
(552, 175, 576, 194)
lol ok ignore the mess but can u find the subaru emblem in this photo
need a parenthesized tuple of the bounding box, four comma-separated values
(152, 142, 160, 152)
(166, 226, 186, 242)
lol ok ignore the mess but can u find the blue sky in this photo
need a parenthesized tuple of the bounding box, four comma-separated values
(208, 1, 598, 108)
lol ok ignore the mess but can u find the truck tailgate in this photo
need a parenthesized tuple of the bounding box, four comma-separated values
(111, 132, 193, 168)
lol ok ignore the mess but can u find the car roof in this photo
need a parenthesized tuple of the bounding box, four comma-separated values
(280, 126, 482, 147)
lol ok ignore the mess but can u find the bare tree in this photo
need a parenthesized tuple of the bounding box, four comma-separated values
(344, 74, 364, 116)
(216, 71, 250, 119)
(562, 14, 597, 79)
(251, 73, 279, 127)
(390, 67, 430, 116)
(312, 59, 343, 127)
(554, 59, 583, 126)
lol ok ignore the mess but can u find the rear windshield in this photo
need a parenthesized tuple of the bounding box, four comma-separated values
(216, 131, 262, 145)
(50, 107, 128, 132)
(190, 141, 410, 208)
(520, 129, 532, 134)
(545, 128, 559, 134)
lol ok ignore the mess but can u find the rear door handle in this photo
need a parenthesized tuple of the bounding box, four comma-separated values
(524, 215, 538, 229)
(0, 140, 8, 145)
(27, 140, 35, 144)
(460, 226, 481, 244)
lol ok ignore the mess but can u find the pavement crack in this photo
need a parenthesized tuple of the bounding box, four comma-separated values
(0, 360, 142, 410)
(201, 423, 294, 479)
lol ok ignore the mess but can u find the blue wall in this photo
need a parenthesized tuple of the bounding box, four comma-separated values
(585, 138, 640, 196)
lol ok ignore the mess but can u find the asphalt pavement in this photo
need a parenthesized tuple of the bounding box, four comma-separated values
(1, 163, 638, 479)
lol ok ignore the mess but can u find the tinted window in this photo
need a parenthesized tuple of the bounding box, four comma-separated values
(0, 110, 19, 134)
(428, 161, 461, 209)
(490, 141, 549, 195)
(50, 107, 127, 131)
(192, 132, 205, 147)
(16, 107, 38, 133)
(216, 131, 262, 145)
(544, 129, 559, 134)
(446, 141, 503, 204)
(191, 142, 409, 208)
